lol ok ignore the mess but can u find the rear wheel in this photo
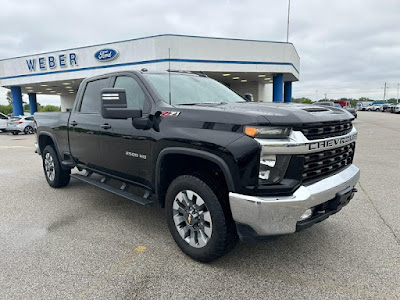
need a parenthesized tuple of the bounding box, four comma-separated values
(165, 175, 237, 262)
(24, 126, 34, 134)
(42, 145, 71, 188)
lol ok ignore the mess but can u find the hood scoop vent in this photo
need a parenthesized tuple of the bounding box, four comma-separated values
(302, 107, 330, 112)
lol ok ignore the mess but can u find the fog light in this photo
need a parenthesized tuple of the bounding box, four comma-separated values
(299, 209, 313, 221)
(261, 154, 276, 167)
(259, 170, 270, 180)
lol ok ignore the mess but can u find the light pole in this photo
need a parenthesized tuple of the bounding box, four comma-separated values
(383, 82, 388, 101)
(286, 0, 291, 42)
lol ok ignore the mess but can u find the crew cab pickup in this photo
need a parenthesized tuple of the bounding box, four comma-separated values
(35, 70, 360, 262)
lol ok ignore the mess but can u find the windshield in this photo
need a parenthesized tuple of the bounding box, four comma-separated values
(143, 73, 245, 105)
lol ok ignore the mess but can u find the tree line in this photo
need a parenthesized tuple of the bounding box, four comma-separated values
(1, 91, 61, 115)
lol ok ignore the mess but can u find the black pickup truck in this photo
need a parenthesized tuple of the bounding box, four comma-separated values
(35, 70, 360, 262)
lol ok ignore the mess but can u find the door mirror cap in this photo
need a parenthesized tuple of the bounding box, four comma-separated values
(101, 88, 142, 119)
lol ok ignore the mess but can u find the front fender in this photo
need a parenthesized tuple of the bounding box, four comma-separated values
(155, 147, 235, 195)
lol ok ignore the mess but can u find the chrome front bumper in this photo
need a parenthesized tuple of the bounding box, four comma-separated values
(229, 164, 360, 236)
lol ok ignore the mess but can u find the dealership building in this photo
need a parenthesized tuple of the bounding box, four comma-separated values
(0, 34, 300, 115)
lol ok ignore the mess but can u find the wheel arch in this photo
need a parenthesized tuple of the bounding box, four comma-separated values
(155, 147, 235, 207)
(38, 132, 61, 159)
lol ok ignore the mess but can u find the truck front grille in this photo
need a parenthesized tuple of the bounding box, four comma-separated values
(296, 121, 353, 140)
(302, 142, 355, 183)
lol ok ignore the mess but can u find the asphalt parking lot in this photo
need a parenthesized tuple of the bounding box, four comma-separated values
(0, 111, 399, 299)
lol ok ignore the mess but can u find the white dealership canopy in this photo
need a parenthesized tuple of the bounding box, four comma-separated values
(0, 34, 300, 114)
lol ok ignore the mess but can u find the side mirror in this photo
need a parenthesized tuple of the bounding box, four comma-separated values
(101, 88, 142, 119)
(244, 93, 254, 102)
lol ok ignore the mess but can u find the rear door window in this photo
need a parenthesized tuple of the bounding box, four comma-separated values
(80, 78, 109, 113)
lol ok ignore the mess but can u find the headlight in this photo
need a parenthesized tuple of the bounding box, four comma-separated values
(259, 151, 291, 185)
(244, 126, 291, 139)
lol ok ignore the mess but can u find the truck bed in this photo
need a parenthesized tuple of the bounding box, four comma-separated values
(34, 112, 71, 156)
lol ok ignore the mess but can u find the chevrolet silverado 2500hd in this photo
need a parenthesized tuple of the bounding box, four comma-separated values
(35, 70, 360, 262)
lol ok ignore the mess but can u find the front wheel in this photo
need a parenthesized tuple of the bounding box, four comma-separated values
(42, 145, 71, 188)
(165, 175, 237, 262)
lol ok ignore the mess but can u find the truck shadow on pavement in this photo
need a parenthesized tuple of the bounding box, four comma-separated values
(65, 177, 339, 264)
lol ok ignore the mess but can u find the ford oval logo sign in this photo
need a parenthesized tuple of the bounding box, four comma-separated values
(94, 49, 119, 62)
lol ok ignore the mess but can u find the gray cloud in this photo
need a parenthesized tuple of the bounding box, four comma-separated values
(1, 0, 399, 105)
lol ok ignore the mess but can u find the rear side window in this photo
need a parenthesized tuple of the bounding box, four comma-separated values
(0, 114, 7, 119)
(80, 78, 108, 113)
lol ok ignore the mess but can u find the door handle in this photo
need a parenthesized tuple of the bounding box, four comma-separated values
(101, 124, 112, 130)
(70, 121, 78, 126)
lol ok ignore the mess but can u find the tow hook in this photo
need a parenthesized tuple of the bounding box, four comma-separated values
(350, 188, 358, 199)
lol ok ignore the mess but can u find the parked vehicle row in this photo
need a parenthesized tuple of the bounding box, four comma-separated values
(388, 103, 400, 113)
(0, 113, 36, 134)
(364, 103, 400, 113)
(0, 112, 8, 132)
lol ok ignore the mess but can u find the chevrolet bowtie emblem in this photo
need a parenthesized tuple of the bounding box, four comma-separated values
(188, 215, 192, 224)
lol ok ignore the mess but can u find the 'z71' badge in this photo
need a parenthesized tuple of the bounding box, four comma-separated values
(160, 111, 180, 117)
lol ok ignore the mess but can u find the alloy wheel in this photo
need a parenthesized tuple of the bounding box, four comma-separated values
(25, 126, 34, 134)
(44, 152, 55, 181)
(172, 190, 213, 248)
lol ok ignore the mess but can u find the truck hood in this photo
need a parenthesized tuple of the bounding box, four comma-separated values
(175, 102, 354, 126)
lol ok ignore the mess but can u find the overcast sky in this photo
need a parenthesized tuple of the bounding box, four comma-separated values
(1, 0, 399, 105)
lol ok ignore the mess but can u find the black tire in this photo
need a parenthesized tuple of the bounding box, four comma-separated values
(165, 175, 237, 262)
(42, 145, 71, 188)
(24, 126, 34, 134)
(12, 131, 18, 135)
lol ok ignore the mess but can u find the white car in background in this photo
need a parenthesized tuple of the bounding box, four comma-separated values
(0, 112, 9, 132)
(6, 115, 36, 135)
(367, 104, 383, 111)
